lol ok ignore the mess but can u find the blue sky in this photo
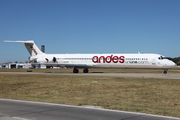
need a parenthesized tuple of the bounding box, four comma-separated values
(0, 0, 180, 63)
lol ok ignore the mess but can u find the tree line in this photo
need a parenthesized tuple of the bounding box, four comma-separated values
(168, 57, 180, 66)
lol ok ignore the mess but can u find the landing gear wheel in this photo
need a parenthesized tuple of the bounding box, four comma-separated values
(163, 69, 167, 74)
(73, 68, 79, 73)
(83, 68, 89, 73)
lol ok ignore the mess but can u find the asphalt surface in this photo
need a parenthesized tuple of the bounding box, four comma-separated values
(0, 99, 179, 120)
(0, 72, 180, 79)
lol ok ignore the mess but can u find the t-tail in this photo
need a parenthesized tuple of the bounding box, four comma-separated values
(4, 40, 45, 58)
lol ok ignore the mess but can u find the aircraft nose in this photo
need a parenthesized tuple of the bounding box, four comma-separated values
(168, 61, 176, 67)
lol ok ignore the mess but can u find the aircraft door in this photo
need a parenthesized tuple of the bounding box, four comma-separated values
(152, 58, 156, 65)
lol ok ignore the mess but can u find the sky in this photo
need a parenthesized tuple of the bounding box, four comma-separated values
(0, 0, 180, 63)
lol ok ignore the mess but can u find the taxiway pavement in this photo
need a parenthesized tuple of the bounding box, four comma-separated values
(0, 99, 179, 120)
(0, 72, 180, 79)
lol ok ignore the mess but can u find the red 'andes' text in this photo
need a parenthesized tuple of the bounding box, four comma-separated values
(92, 55, 125, 63)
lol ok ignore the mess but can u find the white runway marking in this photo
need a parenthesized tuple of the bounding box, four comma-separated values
(12, 117, 31, 120)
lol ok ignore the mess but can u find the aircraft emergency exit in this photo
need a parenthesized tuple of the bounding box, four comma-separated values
(4, 40, 176, 74)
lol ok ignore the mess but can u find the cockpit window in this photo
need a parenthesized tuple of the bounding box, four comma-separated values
(158, 56, 164, 60)
(158, 56, 171, 60)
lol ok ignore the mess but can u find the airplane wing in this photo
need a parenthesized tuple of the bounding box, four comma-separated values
(31, 63, 94, 68)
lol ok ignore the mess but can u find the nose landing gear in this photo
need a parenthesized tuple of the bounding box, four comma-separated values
(163, 69, 167, 74)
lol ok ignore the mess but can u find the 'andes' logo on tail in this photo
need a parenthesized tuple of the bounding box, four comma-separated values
(30, 46, 38, 55)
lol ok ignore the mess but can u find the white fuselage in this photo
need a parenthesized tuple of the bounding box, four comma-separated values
(4, 41, 176, 72)
(34, 53, 176, 69)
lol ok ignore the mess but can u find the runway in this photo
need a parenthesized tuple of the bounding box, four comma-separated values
(0, 72, 180, 79)
(0, 98, 179, 120)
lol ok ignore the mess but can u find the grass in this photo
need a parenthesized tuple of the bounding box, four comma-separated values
(0, 74, 180, 117)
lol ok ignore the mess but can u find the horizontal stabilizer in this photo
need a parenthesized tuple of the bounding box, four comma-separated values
(4, 40, 35, 44)
(4, 40, 44, 56)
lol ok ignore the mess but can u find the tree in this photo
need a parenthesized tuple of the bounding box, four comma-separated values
(172, 57, 180, 66)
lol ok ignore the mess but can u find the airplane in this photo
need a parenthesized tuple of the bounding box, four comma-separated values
(4, 40, 176, 74)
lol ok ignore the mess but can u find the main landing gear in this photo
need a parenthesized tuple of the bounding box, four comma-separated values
(163, 69, 168, 74)
(73, 68, 79, 73)
(83, 68, 89, 73)
(73, 68, 89, 73)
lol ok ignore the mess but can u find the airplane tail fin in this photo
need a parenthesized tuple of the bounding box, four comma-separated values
(4, 40, 44, 56)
